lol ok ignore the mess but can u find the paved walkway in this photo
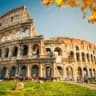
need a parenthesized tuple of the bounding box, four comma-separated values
(65, 81, 96, 90)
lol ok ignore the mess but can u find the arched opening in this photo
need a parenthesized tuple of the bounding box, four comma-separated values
(12, 46, 18, 57)
(77, 67, 82, 82)
(54, 47, 62, 56)
(76, 53, 80, 62)
(21, 45, 28, 56)
(5, 48, 9, 58)
(83, 68, 88, 82)
(75, 46, 79, 51)
(69, 51, 74, 57)
(69, 51, 74, 62)
(86, 53, 89, 62)
(91, 54, 93, 62)
(31, 65, 39, 78)
(46, 48, 53, 57)
(66, 66, 73, 80)
(82, 53, 85, 62)
(20, 66, 27, 80)
(32, 44, 40, 57)
(25, 29, 30, 37)
(0, 67, 7, 79)
(93, 69, 96, 78)
(57, 66, 63, 80)
(45, 67, 51, 80)
(89, 69, 92, 78)
(9, 66, 16, 77)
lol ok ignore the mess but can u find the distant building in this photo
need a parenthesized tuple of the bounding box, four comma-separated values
(0, 6, 96, 82)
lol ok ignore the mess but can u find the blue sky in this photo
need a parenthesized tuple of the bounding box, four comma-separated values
(0, 0, 96, 44)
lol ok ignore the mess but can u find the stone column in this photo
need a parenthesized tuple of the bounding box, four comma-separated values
(40, 64, 43, 78)
(28, 44, 32, 57)
(52, 63, 57, 81)
(4, 68, 9, 80)
(29, 24, 36, 37)
(26, 64, 31, 80)
(8, 46, 12, 58)
(17, 46, 21, 58)
(1, 48, 5, 59)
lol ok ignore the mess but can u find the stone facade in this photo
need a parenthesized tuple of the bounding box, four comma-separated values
(0, 6, 96, 82)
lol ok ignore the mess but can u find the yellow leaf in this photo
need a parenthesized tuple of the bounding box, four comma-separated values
(55, 0, 64, 7)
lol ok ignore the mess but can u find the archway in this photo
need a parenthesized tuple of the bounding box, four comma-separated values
(93, 69, 96, 78)
(0, 67, 7, 79)
(46, 48, 53, 57)
(5, 48, 9, 58)
(54, 47, 62, 56)
(66, 66, 73, 80)
(20, 66, 27, 80)
(89, 69, 92, 78)
(57, 66, 63, 80)
(12, 46, 18, 57)
(83, 68, 88, 82)
(9, 66, 16, 77)
(45, 67, 51, 80)
(32, 44, 40, 57)
(77, 67, 82, 82)
(31, 65, 39, 78)
(21, 45, 28, 56)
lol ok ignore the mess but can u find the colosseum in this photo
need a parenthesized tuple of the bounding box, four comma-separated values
(0, 6, 96, 82)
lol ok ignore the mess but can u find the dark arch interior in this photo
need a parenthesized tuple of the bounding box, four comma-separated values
(54, 47, 62, 56)
(31, 65, 39, 78)
(21, 45, 28, 56)
(12, 47, 18, 57)
(5, 48, 9, 58)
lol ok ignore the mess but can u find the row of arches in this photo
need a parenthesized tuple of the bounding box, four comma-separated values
(0, 44, 40, 58)
(0, 65, 52, 80)
(46, 47, 62, 57)
(69, 51, 96, 63)
(1, 29, 30, 42)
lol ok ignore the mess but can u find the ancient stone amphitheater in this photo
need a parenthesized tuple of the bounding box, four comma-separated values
(0, 6, 96, 82)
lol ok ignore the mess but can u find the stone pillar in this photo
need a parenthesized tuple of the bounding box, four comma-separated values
(40, 64, 43, 78)
(26, 64, 31, 80)
(29, 24, 36, 37)
(1, 48, 5, 59)
(40, 38, 44, 56)
(4, 68, 9, 80)
(74, 68, 78, 82)
(28, 44, 32, 57)
(17, 46, 21, 58)
(52, 63, 57, 81)
(8, 46, 12, 58)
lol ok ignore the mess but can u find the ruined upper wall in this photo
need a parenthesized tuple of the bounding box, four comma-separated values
(45, 37, 96, 52)
(0, 6, 31, 31)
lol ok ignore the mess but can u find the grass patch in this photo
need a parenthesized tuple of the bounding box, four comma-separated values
(0, 81, 96, 96)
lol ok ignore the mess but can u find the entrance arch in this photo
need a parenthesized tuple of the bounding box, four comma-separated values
(66, 66, 73, 80)
(89, 69, 92, 78)
(57, 66, 63, 80)
(0, 67, 7, 79)
(77, 67, 82, 82)
(45, 67, 51, 80)
(31, 65, 39, 78)
(83, 67, 88, 82)
(9, 66, 16, 77)
(77, 67, 82, 77)
(20, 66, 27, 80)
